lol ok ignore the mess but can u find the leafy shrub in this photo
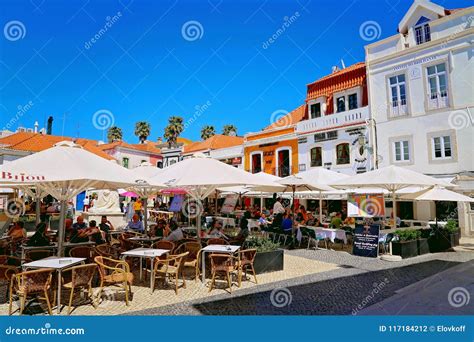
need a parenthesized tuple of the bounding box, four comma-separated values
(443, 219, 459, 234)
(395, 229, 421, 242)
(245, 236, 280, 253)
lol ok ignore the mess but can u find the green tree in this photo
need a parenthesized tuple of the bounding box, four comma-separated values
(164, 116, 184, 148)
(222, 124, 238, 136)
(200, 125, 215, 140)
(107, 126, 123, 143)
(134, 121, 151, 144)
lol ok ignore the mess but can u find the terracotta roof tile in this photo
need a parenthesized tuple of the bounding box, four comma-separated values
(264, 104, 307, 131)
(306, 62, 366, 101)
(0, 132, 114, 160)
(183, 134, 243, 153)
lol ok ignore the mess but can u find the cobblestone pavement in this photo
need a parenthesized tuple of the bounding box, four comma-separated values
(3, 248, 473, 316)
(128, 249, 474, 315)
(1, 253, 338, 316)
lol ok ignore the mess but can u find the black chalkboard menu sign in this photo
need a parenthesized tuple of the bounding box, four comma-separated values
(353, 218, 381, 258)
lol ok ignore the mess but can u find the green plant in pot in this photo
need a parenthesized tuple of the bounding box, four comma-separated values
(245, 236, 280, 253)
(392, 229, 420, 258)
(245, 236, 284, 274)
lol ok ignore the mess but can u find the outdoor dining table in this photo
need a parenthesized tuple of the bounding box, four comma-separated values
(248, 219, 260, 231)
(200, 244, 240, 283)
(22, 256, 86, 314)
(214, 216, 236, 227)
(120, 248, 170, 292)
(301, 226, 348, 244)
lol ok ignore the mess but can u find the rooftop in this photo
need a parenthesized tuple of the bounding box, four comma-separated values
(183, 134, 244, 153)
(0, 132, 114, 160)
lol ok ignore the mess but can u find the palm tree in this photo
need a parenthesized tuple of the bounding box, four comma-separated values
(134, 121, 151, 144)
(107, 126, 123, 143)
(222, 124, 237, 136)
(164, 116, 184, 148)
(200, 125, 215, 140)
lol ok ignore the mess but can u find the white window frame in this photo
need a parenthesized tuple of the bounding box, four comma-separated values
(249, 151, 263, 174)
(309, 145, 323, 168)
(426, 62, 449, 110)
(333, 87, 361, 114)
(431, 135, 452, 160)
(388, 74, 408, 117)
(307, 97, 326, 118)
(275, 147, 292, 177)
(393, 140, 410, 162)
(335, 142, 351, 166)
(414, 23, 431, 45)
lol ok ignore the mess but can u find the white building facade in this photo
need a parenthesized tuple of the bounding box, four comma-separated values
(366, 0, 474, 236)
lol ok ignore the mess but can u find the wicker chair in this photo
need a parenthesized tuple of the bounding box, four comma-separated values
(95, 244, 119, 259)
(0, 265, 18, 301)
(69, 246, 95, 263)
(25, 249, 54, 261)
(152, 240, 176, 253)
(62, 264, 97, 314)
(94, 256, 134, 306)
(236, 249, 258, 286)
(208, 254, 238, 294)
(0, 255, 25, 267)
(206, 238, 229, 246)
(152, 252, 188, 294)
(174, 242, 202, 281)
(9, 268, 54, 315)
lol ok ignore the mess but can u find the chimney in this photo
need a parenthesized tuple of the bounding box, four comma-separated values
(47, 116, 53, 135)
(157, 137, 163, 144)
(34, 121, 39, 133)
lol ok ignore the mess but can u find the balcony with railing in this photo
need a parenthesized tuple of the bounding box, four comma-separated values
(296, 106, 369, 134)
(390, 100, 408, 117)
(427, 91, 449, 110)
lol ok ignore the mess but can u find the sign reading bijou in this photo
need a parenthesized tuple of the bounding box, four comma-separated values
(1, 171, 46, 182)
(353, 218, 381, 258)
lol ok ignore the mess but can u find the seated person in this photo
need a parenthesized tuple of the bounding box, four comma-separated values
(330, 212, 343, 229)
(209, 219, 229, 240)
(343, 216, 355, 226)
(305, 212, 318, 227)
(99, 215, 114, 242)
(8, 221, 26, 240)
(152, 219, 167, 237)
(72, 215, 87, 231)
(71, 220, 105, 244)
(231, 211, 250, 244)
(27, 223, 51, 247)
(281, 213, 293, 234)
(125, 214, 144, 233)
(164, 221, 183, 242)
(65, 218, 74, 241)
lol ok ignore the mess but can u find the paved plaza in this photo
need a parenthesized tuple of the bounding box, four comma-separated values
(3, 243, 473, 316)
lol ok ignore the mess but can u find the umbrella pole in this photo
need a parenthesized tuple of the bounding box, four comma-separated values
(215, 190, 218, 215)
(35, 194, 41, 226)
(319, 190, 323, 225)
(57, 198, 67, 257)
(392, 190, 397, 230)
(143, 196, 148, 235)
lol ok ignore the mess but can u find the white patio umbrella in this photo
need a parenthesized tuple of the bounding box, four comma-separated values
(0, 141, 149, 255)
(148, 154, 270, 237)
(276, 174, 333, 224)
(330, 165, 453, 229)
(219, 172, 285, 209)
(129, 163, 165, 231)
(401, 186, 474, 227)
(295, 168, 349, 223)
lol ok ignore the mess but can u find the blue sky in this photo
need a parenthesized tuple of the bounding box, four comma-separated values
(0, 0, 471, 143)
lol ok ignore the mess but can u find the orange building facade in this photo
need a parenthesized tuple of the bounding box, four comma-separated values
(243, 105, 306, 177)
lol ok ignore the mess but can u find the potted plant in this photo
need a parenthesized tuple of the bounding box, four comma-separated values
(244, 236, 283, 274)
(417, 229, 430, 255)
(428, 219, 460, 252)
(392, 229, 420, 258)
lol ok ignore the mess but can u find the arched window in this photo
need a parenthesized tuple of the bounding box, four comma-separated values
(310, 147, 322, 167)
(336, 143, 350, 165)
